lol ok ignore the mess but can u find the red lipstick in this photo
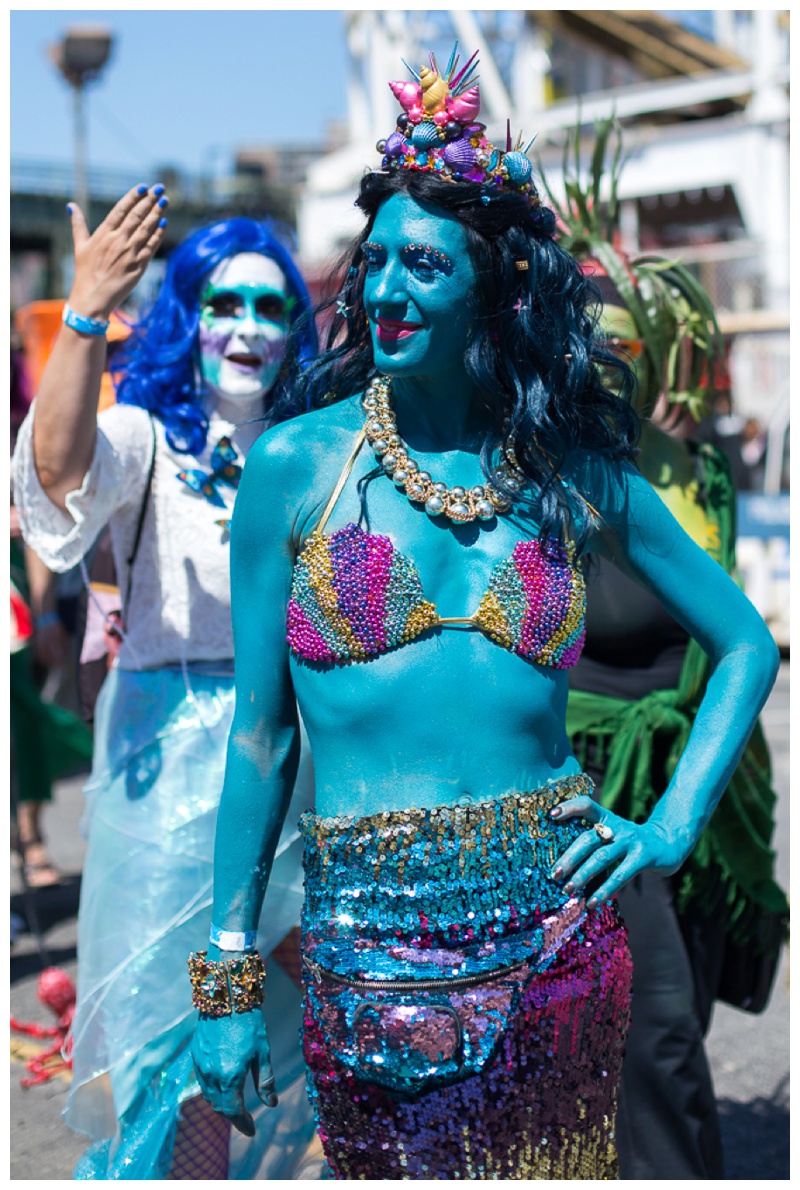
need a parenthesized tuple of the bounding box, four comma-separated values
(376, 319, 423, 342)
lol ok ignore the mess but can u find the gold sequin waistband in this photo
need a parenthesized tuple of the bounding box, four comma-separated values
(300, 772, 593, 847)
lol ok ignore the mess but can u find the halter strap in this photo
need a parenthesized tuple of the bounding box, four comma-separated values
(314, 428, 368, 535)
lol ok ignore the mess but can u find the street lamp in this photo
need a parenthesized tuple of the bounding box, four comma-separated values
(48, 27, 114, 215)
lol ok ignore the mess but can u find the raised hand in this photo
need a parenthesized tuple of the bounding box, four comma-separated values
(66, 183, 169, 322)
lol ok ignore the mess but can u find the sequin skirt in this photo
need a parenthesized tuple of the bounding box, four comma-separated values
(300, 775, 633, 1179)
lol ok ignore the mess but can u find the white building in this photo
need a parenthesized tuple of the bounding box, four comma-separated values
(298, 10, 789, 426)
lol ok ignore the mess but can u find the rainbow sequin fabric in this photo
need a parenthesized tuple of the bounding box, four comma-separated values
(286, 524, 585, 667)
(300, 777, 632, 1179)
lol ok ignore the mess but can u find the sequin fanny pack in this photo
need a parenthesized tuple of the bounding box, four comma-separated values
(304, 948, 538, 1095)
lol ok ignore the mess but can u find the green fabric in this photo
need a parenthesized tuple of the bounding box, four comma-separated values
(567, 443, 789, 944)
(10, 647, 94, 803)
(10, 537, 93, 804)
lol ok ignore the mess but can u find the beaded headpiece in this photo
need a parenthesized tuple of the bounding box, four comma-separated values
(376, 44, 540, 205)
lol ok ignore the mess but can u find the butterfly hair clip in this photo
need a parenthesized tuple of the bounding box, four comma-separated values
(177, 436, 242, 510)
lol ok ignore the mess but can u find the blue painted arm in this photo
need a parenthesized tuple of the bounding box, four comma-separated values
(190, 426, 305, 1133)
(552, 456, 780, 906)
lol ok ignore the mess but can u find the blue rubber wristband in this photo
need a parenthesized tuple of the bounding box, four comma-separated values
(209, 923, 257, 952)
(62, 304, 110, 336)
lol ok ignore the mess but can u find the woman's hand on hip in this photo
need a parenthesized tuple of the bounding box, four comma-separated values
(66, 184, 168, 321)
(191, 1010, 278, 1137)
(549, 795, 692, 909)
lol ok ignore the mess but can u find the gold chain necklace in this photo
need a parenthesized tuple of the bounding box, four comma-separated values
(361, 375, 524, 524)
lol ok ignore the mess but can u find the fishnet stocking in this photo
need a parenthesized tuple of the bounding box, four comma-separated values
(167, 1093, 231, 1179)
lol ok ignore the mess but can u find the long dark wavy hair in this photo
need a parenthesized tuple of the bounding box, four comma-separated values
(296, 169, 639, 547)
(113, 217, 318, 455)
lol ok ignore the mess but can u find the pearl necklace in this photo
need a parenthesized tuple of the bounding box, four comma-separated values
(361, 375, 524, 524)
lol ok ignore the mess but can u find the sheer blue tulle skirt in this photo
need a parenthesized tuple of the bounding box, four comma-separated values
(65, 665, 321, 1179)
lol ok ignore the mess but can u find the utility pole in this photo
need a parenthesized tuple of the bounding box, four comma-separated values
(48, 27, 114, 216)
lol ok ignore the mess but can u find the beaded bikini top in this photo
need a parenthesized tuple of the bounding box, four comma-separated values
(286, 430, 586, 668)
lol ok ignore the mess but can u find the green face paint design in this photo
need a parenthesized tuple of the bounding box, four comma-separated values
(197, 254, 294, 402)
(597, 304, 650, 413)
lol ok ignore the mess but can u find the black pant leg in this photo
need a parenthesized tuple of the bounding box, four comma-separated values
(613, 872, 725, 1179)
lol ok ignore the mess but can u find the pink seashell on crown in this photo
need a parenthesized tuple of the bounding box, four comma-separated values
(375, 43, 540, 205)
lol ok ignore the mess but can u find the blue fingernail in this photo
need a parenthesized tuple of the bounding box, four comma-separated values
(137, 184, 148, 195)
(66, 203, 73, 214)
(158, 196, 168, 208)
(158, 217, 168, 228)
(153, 183, 165, 196)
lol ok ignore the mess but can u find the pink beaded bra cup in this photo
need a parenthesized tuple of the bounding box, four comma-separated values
(286, 434, 586, 669)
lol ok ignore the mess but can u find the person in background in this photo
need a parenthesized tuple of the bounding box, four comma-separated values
(11, 342, 93, 888)
(545, 118, 789, 1180)
(12, 188, 321, 1180)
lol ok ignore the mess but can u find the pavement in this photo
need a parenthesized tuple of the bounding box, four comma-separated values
(9, 662, 790, 1179)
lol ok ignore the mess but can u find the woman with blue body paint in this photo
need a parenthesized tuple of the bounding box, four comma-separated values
(12, 185, 320, 1178)
(190, 50, 779, 1180)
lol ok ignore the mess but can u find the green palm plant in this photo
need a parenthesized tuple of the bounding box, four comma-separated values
(539, 116, 724, 421)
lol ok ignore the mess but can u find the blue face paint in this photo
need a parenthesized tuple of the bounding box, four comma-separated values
(363, 194, 476, 382)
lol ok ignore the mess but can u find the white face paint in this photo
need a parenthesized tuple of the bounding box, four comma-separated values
(197, 253, 292, 404)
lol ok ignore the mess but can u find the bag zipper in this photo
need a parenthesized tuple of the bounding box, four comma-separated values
(303, 952, 530, 993)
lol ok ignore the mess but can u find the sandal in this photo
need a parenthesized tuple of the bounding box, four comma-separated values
(17, 841, 62, 889)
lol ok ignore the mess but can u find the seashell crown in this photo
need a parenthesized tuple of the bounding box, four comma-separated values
(375, 44, 541, 205)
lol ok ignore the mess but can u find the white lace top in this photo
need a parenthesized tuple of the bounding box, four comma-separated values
(12, 402, 257, 671)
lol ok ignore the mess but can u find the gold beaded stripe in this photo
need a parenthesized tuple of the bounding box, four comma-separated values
(471, 589, 514, 649)
(301, 531, 366, 661)
(403, 598, 440, 642)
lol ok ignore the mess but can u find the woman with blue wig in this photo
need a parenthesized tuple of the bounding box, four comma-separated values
(12, 185, 321, 1178)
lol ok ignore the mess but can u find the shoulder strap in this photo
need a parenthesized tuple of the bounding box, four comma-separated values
(314, 428, 367, 535)
(124, 414, 157, 611)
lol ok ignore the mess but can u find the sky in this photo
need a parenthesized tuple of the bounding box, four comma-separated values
(10, 8, 718, 179)
(10, 9, 352, 176)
